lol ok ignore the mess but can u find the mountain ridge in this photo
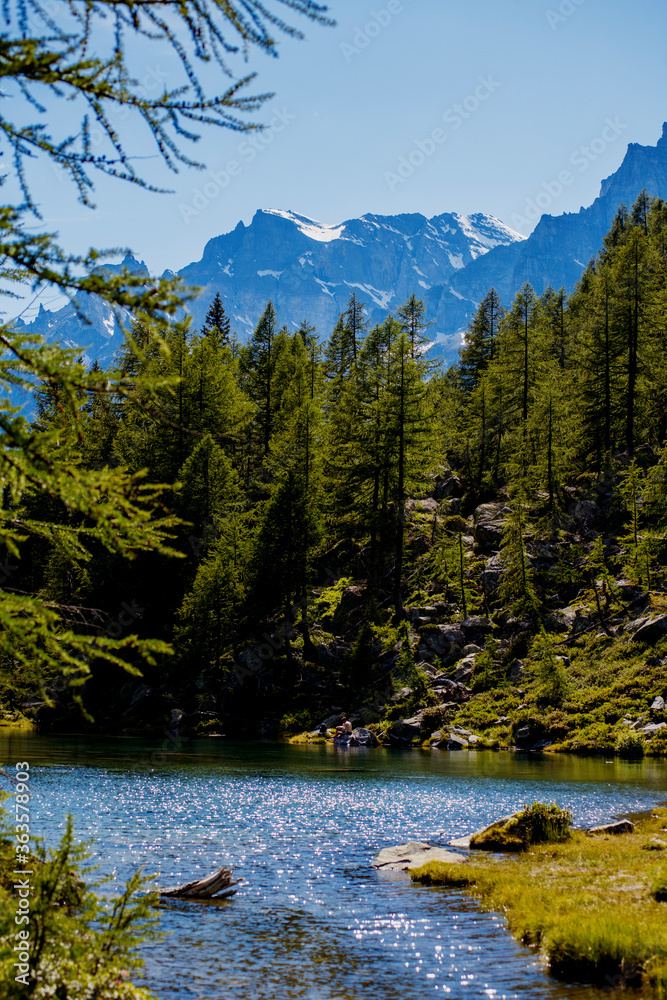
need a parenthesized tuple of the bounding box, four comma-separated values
(13, 123, 667, 369)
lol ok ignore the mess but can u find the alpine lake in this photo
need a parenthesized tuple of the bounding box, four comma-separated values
(2, 730, 666, 1000)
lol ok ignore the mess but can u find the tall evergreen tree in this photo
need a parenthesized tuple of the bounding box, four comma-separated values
(344, 292, 367, 362)
(458, 288, 503, 393)
(397, 293, 432, 359)
(239, 301, 283, 458)
(201, 292, 231, 346)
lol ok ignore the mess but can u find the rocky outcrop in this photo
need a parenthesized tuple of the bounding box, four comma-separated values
(481, 555, 503, 592)
(452, 653, 476, 684)
(461, 617, 492, 639)
(372, 841, 466, 871)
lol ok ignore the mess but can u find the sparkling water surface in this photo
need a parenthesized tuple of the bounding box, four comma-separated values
(1, 732, 666, 1000)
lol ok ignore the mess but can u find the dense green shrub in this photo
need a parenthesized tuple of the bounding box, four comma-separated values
(646, 728, 667, 756)
(566, 722, 616, 753)
(278, 709, 313, 735)
(471, 640, 504, 693)
(470, 801, 573, 852)
(533, 630, 570, 706)
(615, 730, 646, 757)
(516, 802, 573, 844)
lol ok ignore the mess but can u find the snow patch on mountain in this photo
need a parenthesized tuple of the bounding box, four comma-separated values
(345, 283, 394, 311)
(457, 213, 526, 253)
(264, 209, 344, 243)
(314, 277, 337, 297)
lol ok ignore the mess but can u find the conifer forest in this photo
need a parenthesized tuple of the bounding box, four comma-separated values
(5, 191, 667, 757)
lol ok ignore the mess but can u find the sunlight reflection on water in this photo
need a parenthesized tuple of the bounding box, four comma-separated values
(1, 734, 665, 1000)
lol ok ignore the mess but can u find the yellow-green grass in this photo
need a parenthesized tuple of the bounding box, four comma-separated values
(411, 808, 667, 992)
(0, 714, 35, 729)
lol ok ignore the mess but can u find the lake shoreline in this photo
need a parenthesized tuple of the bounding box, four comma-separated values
(4, 718, 667, 762)
(411, 806, 667, 995)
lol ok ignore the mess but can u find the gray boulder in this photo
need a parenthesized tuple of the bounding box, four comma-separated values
(461, 615, 493, 637)
(433, 470, 462, 500)
(419, 624, 465, 660)
(388, 720, 421, 744)
(481, 555, 503, 593)
(588, 820, 635, 835)
(446, 734, 468, 750)
(544, 607, 576, 633)
(429, 677, 471, 704)
(372, 841, 466, 871)
(473, 502, 510, 548)
(642, 722, 667, 736)
(507, 659, 524, 682)
(406, 497, 439, 514)
(318, 713, 343, 729)
(351, 727, 379, 747)
(408, 603, 449, 623)
(651, 696, 665, 711)
(631, 615, 667, 644)
(453, 654, 476, 683)
(615, 579, 648, 602)
(569, 498, 599, 525)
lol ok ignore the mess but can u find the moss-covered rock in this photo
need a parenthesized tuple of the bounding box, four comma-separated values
(469, 802, 573, 852)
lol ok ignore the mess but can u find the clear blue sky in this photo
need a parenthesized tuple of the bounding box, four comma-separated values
(20, 0, 667, 275)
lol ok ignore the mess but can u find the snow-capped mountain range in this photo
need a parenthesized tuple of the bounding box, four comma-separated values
(13, 123, 667, 368)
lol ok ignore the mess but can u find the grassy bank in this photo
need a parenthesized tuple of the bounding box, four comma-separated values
(411, 807, 667, 993)
(449, 624, 667, 756)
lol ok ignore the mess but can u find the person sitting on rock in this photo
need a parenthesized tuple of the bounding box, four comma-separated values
(335, 717, 353, 737)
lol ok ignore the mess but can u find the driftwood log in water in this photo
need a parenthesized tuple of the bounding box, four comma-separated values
(160, 866, 242, 900)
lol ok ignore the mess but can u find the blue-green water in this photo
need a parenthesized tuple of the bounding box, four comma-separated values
(2, 732, 666, 1000)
